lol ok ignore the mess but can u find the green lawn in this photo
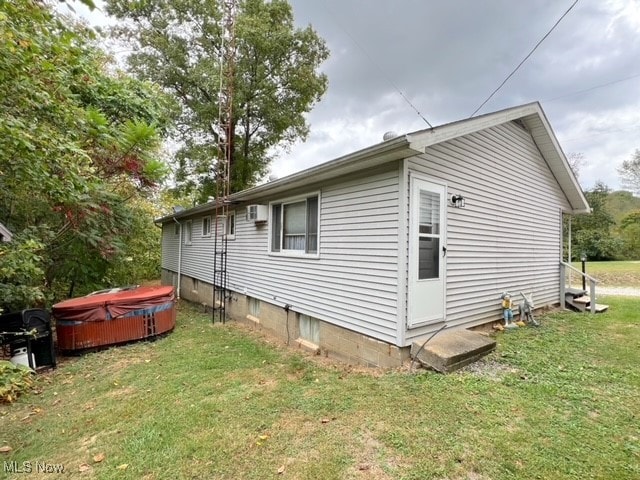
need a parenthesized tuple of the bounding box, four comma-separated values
(1, 298, 639, 479)
(570, 261, 640, 288)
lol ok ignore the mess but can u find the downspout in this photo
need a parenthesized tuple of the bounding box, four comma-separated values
(173, 217, 182, 299)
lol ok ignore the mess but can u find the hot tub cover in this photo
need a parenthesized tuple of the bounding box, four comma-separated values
(52, 286, 175, 323)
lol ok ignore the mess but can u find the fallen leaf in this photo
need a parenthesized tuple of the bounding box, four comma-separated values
(277, 465, 285, 474)
(79, 463, 91, 472)
(93, 453, 105, 463)
(116, 464, 128, 470)
(258, 435, 269, 441)
(321, 418, 330, 424)
(0, 446, 12, 453)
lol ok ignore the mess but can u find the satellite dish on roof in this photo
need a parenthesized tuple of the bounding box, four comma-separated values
(268, 174, 278, 182)
(383, 131, 398, 141)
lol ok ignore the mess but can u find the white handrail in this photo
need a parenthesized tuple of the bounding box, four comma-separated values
(560, 261, 598, 284)
(560, 261, 598, 313)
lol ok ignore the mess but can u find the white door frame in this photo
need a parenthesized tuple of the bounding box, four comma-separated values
(407, 173, 447, 328)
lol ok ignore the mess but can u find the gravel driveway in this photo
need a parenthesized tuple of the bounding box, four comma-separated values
(597, 286, 640, 297)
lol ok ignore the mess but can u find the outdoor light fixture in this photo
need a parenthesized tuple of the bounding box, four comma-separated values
(451, 194, 466, 208)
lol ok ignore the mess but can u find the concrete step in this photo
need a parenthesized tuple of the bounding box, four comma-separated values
(410, 329, 496, 374)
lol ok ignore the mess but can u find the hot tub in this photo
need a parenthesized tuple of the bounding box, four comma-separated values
(53, 285, 176, 352)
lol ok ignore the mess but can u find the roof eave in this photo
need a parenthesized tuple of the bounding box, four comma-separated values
(155, 134, 416, 223)
(520, 106, 590, 214)
(406, 101, 590, 214)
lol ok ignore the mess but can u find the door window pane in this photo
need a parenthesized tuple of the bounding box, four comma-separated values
(418, 237, 439, 279)
(419, 191, 440, 235)
(417, 189, 440, 280)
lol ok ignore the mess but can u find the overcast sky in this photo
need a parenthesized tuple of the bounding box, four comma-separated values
(64, 0, 640, 191)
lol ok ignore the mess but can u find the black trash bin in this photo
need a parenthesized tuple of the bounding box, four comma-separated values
(0, 309, 56, 370)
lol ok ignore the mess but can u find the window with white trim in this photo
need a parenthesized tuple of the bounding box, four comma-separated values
(202, 216, 212, 237)
(270, 195, 319, 254)
(226, 212, 235, 239)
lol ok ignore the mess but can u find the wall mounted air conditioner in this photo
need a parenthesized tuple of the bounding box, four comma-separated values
(246, 204, 268, 223)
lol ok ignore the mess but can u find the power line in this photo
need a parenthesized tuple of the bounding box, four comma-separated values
(321, 4, 433, 128)
(543, 72, 640, 103)
(561, 122, 640, 144)
(469, 0, 579, 118)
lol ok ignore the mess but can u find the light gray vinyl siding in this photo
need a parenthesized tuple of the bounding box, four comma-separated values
(226, 166, 402, 344)
(161, 223, 180, 272)
(177, 215, 218, 285)
(404, 121, 570, 343)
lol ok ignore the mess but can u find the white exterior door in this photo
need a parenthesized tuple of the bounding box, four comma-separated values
(408, 176, 446, 327)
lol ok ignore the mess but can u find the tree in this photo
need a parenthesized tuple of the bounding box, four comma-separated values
(566, 152, 585, 179)
(618, 149, 640, 195)
(105, 0, 329, 200)
(618, 210, 640, 259)
(0, 0, 175, 310)
(570, 182, 622, 260)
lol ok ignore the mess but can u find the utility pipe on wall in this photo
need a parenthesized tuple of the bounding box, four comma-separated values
(173, 217, 182, 299)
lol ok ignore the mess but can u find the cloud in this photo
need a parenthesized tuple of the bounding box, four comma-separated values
(274, 0, 640, 191)
(69, 0, 640, 192)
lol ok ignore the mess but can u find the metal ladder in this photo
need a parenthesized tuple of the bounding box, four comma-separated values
(212, 204, 228, 323)
(212, 0, 236, 324)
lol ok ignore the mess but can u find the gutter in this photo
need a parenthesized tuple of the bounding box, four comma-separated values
(154, 134, 414, 224)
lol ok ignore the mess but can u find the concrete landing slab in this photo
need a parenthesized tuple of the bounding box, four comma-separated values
(410, 329, 496, 373)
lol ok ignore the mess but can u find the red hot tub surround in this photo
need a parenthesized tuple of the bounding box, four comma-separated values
(53, 286, 176, 352)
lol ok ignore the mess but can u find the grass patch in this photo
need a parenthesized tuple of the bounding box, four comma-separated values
(1, 299, 639, 479)
(570, 260, 640, 287)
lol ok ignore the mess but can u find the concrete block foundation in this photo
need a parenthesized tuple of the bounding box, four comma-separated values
(163, 270, 410, 368)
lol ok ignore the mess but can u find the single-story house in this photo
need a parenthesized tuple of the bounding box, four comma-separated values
(156, 102, 590, 367)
